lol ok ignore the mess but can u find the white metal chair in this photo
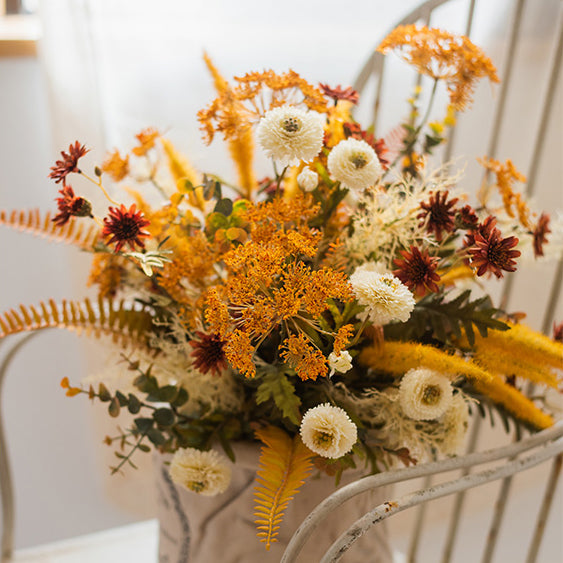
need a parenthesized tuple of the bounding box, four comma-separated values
(282, 0, 563, 561)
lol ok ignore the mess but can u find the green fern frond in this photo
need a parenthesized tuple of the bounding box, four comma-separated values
(254, 426, 314, 550)
(0, 208, 100, 249)
(0, 297, 154, 349)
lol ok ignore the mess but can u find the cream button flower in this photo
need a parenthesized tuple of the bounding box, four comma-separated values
(399, 368, 454, 421)
(169, 447, 231, 496)
(350, 264, 415, 325)
(257, 106, 324, 167)
(297, 167, 319, 192)
(328, 350, 353, 375)
(300, 403, 357, 458)
(327, 138, 382, 191)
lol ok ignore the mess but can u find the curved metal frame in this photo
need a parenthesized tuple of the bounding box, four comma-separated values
(0, 334, 39, 562)
(281, 423, 563, 562)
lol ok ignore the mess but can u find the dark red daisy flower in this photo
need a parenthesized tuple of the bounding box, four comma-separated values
(343, 122, 390, 168)
(456, 204, 479, 230)
(49, 141, 89, 185)
(190, 332, 227, 376)
(464, 215, 498, 248)
(319, 83, 360, 105)
(102, 204, 150, 253)
(467, 227, 521, 278)
(553, 321, 563, 343)
(393, 245, 441, 296)
(52, 186, 93, 226)
(532, 213, 550, 258)
(418, 190, 459, 241)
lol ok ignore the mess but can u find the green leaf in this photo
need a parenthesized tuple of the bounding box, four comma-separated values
(127, 394, 141, 414)
(214, 198, 233, 217)
(138, 443, 151, 453)
(134, 417, 154, 433)
(171, 387, 189, 407)
(115, 391, 128, 407)
(133, 374, 159, 395)
(98, 383, 112, 402)
(108, 397, 121, 418)
(157, 385, 180, 403)
(154, 408, 175, 427)
(219, 431, 236, 462)
(256, 372, 301, 425)
(147, 428, 166, 446)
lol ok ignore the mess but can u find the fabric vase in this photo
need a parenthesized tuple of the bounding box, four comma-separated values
(155, 443, 394, 563)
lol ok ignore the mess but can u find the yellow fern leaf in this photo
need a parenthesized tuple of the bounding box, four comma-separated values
(0, 208, 99, 249)
(0, 298, 154, 351)
(254, 426, 314, 550)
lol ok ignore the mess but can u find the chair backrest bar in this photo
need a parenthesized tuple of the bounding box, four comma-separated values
(350, 1, 563, 561)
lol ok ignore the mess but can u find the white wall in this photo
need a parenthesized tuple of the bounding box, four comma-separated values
(0, 56, 141, 549)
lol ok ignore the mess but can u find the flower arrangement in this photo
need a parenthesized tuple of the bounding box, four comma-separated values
(1, 24, 562, 552)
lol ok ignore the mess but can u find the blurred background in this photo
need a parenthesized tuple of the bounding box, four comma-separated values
(0, 0, 561, 560)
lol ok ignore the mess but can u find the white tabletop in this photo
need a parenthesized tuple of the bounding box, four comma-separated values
(12, 520, 159, 563)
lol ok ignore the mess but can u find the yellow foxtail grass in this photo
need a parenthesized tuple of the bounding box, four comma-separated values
(160, 137, 205, 210)
(438, 265, 475, 286)
(203, 53, 257, 198)
(475, 323, 563, 372)
(472, 341, 559, 389)
(359, 341, 553, 429)
(227, 126, 257, 198)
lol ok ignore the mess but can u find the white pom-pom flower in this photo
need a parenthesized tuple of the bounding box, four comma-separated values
(327, 138, 382, 191)
(350, 264, 415, 325)
(300, 403, 357, 459)
(328, 350, 353, 375)
(297, 167, 319, 192)
(399, 368, 454, 421)
(257, 106, 324, 167)
(169, 447, 231, 496)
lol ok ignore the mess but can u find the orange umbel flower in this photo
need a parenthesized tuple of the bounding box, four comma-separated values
(478, 157, 532, 229)
(281, 333, 328, 381)
(224, 329, 256, 378)
(198, 69, 327, 143)
(49, 141, 89, 185)
(102, 149, 130, 182)
(132, 127, 159, 156)
(378, 25, 499, 110)
(333, 324, 354, 355)
(102, 204, 150, 252)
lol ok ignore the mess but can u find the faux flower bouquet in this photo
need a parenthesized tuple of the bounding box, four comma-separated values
(2, 25, 562, 551)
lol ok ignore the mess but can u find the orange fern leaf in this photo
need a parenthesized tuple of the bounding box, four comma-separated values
(254, 425, 314, 550)
(0, 208, 100, 249)
(0, 297, 154, 350)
